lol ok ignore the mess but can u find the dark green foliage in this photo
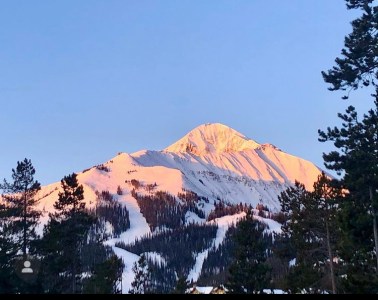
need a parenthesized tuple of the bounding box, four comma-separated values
(226, 210, 272, 294)
(197, 225, 238, 286)
(322, 0, 378, 98)
(319, 98, 378, 293)
(277, 175, 342, 294)
(83, 255, 123, 294)
(53, 173, 86, 216)
(95, 190, 113, 202)
(90, 192, 130, 238)
(207, 201, 251, 221)
(129, 254, 152, 294)
(172, 275, 190, 294)
(132, 190, 205, 230)
(0, 159, 41, 293)
(0, 202, 19, 293)
(117, 223, 217, 293)
(320, 0, 378, 293)
(39, 173, 94, 293)
(0, 158, 41, 257)
(39, 214, 94, 293)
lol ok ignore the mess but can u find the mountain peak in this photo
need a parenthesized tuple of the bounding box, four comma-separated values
(164, 123, 261, 155)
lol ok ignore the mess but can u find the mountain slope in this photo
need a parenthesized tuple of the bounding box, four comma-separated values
(33, 122, 323, 292)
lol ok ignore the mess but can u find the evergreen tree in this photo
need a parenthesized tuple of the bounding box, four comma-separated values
(320, 0, 378, 293)
(319, 100, 378, 293)
(172, 274, 189, 294)
(0, 158, 41, 257)
(226, 210, 271, 294)
(0, 202, 19, 293)
(322, 0, 378, 99)
(129, 254, 152, 294)
(311, 173, 341, 294)
(39, 173, 94, 293)
(83, 255, 123, 294)
(278, 181, 319, 293)
(277, 176, 341, 294)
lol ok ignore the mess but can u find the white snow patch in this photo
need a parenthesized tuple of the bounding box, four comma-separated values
(187, 250, 209, 283)
(187, 213, 246, 283)
(253, 215, 282, 234)
(195, 286, 214, 294)
(111, 246, 140, 294)
(143, 252, 167, 267)
(289, 258, 296, 267)
(263, 289, 285, 294)
(185, 211, 206, 225)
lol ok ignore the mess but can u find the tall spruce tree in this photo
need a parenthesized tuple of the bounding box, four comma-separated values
(322, 0, 378, 99)
(0, 202, 19, 293)
(0, 158, 41, 257)
(320, 0, 378, 293)
(39, 173, 94, 293)
(82, 255, 123, 294)
(319, 100, 378, 293)
(172, 274, 189, 294)
(129, 254, 152, 294)
(311, 173, 341, 294)
(225, 210, 271, 294)
(278, 181, 320, 293)
(277, 175, 341, 294)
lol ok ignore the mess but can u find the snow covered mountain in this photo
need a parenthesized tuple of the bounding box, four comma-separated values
(34, 122, 324, 292)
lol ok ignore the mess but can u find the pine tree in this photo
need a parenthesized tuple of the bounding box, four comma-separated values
(225, 210, 271, 294)
(277, 176, 341, 294)
(129, 254, 152, 294)
(278, 181, 319, 293)
(83, 255, 124, 294)
(0, 202, 19, 293)
(319, 100, 378, 293)
(0, 158, 41, 257)
(172, 274, 189, 294)
(322, 0, 378, 99)
(39, 173, 94, 293)
(320, 0, 378, 293)
(311, 173, 341, 294)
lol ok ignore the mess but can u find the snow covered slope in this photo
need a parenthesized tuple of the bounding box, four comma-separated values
(32, 122, 324, 292)
(36, 122, 323, 228)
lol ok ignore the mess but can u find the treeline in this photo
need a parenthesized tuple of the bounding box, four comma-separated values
(131, 190, 205, 230)
(207, 201, 251, 221)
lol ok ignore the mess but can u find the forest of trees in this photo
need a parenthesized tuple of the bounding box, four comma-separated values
(132, 189, 205, 230)
(116, 223, 218, 293)
(0, 164, 123, 294)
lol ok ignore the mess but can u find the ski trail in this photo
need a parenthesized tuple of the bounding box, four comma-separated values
(187, 213, 245, 283)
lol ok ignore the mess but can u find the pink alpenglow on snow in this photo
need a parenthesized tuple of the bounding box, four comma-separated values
(28, 122, 325, 293)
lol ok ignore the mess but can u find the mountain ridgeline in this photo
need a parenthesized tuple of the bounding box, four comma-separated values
(3, 123, 324, 293)
(28, 123, 324, 292)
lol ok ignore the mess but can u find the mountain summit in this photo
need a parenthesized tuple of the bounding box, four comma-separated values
(165, 123, 261, 155)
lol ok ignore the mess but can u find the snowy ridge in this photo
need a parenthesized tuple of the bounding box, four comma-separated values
(30, 123, 324, 293)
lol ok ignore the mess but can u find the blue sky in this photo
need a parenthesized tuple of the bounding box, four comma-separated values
(0, 0, 374, 185)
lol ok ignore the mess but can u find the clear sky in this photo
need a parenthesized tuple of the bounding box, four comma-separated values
(0, 0, 374, 185)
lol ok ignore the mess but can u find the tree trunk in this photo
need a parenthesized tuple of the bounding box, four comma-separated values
(370, 186, 378, 274)
(325, 220, 336, 294)
(72, 249, 76, 293)
(23, 191, 27, 257)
